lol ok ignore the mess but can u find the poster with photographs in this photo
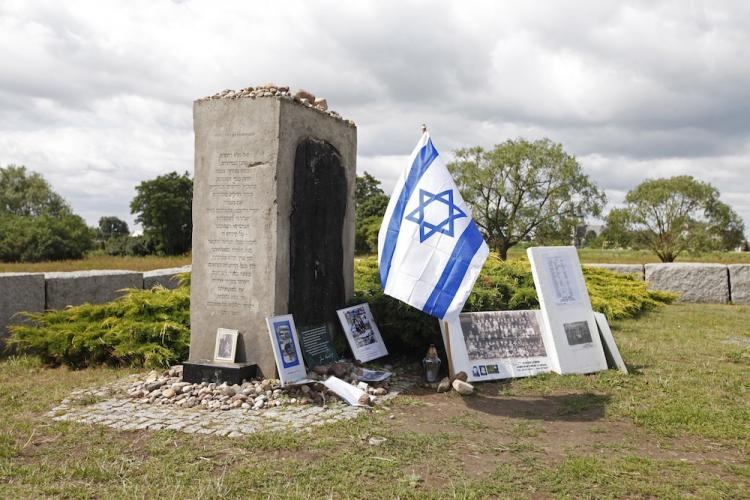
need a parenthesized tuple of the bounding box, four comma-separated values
(265, 314, 308, 386)
(336, 303, 388, 362)
(213, 328, 238, 362)
(440, 310, 552, 382)
(527, 246, 608, 375)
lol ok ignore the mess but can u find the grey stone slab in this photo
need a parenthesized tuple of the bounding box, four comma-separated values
(728, 264, 750, 304)
(44, 270, 143, 310)
(645, 263, 729, 303)
(584, 263, 644, 280)
(190, 96, 356, 377)
(143, 265, 192, 290)
(0, 273, 45, 348)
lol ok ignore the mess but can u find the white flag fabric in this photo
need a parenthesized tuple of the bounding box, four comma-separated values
(378, 132, 489, 319)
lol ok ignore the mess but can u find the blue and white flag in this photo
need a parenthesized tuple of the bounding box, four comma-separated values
(378, 132, 489, 319)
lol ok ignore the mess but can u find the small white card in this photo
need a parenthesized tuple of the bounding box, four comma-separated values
(213, 328, 238, 362)
(265, 314, 308, 386)
(336, 303, 388, 363)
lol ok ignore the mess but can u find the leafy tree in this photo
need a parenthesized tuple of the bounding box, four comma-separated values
(609, 175, 745, 262)
(130, 171, 193, 255)
(0, 214, 95, 262)
(0, 165, 95, 262)
(97, 216, 130, 240)
(0, 164, 68, 216)
(448, 139, 606, 259)
(355, 172, 389, 254)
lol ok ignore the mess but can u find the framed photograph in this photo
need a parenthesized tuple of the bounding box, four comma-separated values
(336, 303, 388, 363)
(213, 328, 238, 362)
(441, 310, 551, 382)
(265, 314, 308, 386)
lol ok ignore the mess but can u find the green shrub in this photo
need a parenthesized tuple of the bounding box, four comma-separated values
(354, 255, 676, 354)
(7, 275, 190, 368)
(7, 255, 675, 368)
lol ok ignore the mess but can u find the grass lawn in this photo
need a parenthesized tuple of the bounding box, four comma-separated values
(505, 247, 750, 264)
(2, 247, 749, 274)
(1, 303, 748, 498)
(0, 254, 192, 273)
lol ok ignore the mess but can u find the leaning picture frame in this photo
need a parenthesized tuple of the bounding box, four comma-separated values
(336, 303, 388, 363)
(265, 314, 309, 386)
(213, 328, 238, 363)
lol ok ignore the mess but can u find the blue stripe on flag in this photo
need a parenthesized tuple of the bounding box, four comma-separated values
(421, 221, 485, 318)
(379, 139, 438, 287)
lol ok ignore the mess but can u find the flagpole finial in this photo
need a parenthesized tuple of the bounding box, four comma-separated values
(421, 123, 427, 133)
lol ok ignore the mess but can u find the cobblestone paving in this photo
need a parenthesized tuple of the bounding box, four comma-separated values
(48, 373, 414, 437)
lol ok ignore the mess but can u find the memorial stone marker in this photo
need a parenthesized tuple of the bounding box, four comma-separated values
(190, 88, 356, 377)
(527, 246, 607, 375)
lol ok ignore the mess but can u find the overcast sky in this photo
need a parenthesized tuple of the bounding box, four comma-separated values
(1, 0, 749, 233)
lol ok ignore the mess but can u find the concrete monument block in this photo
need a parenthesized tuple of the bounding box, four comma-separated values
(728, 264, 750, 304)
(143, 265, 192, 290)
(191, 94, 356, 377)
(645, 263, 729, 303)
(0, 273, 45, 347)
(45, 270, 143, 310)
(584, 263, 644, 280)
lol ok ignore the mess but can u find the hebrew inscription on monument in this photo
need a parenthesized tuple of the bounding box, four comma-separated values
(190, 93, 356, 377)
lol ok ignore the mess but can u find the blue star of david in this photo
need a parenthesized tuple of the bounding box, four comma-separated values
(405, 189, 467, 242)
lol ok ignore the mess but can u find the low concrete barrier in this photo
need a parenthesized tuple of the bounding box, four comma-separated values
(728, 264, 750, 305)
(44, 270, 143, 310)
(0, 273, 45, 347)
(645, 263, 730, 303)
(584, 263, 644, 280)
(143, 265, 192, 290)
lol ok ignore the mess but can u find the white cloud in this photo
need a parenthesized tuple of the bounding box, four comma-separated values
(0, 0, 748, 233)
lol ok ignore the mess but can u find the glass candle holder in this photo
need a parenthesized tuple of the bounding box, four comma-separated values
(422, 344, 441, 383)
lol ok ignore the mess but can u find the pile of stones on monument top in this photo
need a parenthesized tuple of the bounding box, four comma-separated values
(198, 83, 355, 125)
(123, 363, 394, 412)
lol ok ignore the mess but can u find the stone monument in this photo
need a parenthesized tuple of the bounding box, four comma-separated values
(189, 85, 356, 379)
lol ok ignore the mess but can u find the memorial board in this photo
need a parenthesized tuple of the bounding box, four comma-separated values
(336, 303, 388, 362)
(440, 310, 551, 382)
(298, 323, 339, 368)
(265, 314, 308, 386)
(527, 246, 607, 374)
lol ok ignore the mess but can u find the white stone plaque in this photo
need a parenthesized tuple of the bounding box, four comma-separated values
(527, 246, 607, 374)
(594, 312, 628, 374)
(441, 310, 552, 382)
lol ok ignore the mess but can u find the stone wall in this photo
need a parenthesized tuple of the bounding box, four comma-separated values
(143, 266, 192, 290)
(728, 264, 750, 305)
(45, 270, 144, 310)
(645, 263, 730, 303)
(0, 273, 45, 347)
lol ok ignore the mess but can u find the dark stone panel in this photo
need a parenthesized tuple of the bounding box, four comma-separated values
(289, 138, 347, 329)
(182, 361, 260, 385)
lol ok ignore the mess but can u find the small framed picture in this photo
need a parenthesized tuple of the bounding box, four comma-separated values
(266, 314, 309, 386)
(336, 303, 388, 363)
(213, 328, 238, 362)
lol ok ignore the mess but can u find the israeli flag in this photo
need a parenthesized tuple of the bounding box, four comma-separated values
(378, 132, 489, 319)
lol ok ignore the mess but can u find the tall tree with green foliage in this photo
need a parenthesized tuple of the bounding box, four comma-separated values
(97, 216, 130, 240)
(130, 171, 193, 255)
(448, 139, 606, 259)
(355, 172, 390, 254)
(0, 164, 95, 262)
(0, 164, 68, 216)
(606, 175, 745, 262)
